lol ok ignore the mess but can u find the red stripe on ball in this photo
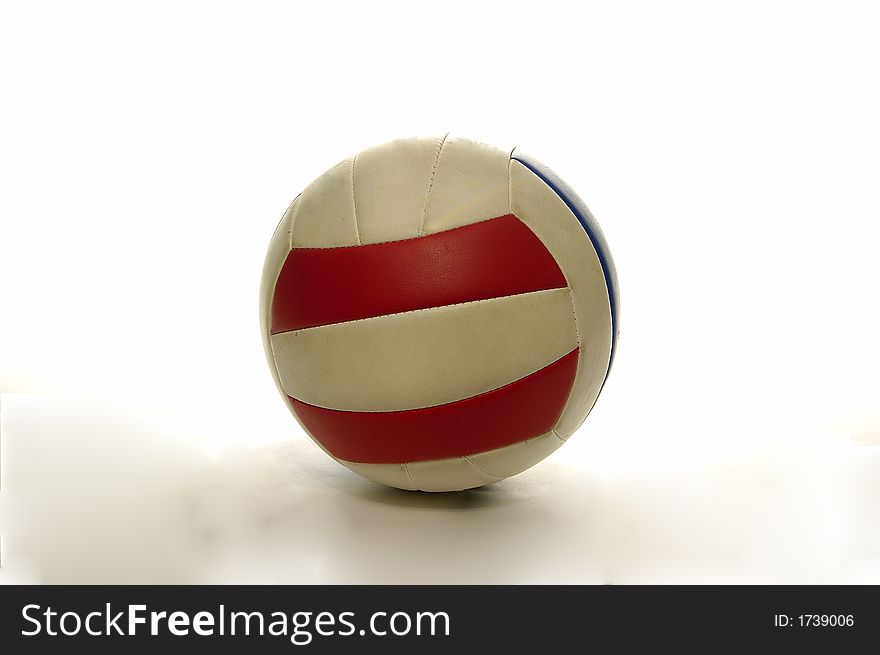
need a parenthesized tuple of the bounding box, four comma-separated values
(289, 348, 579, 464)
(270, 214, 567, 333)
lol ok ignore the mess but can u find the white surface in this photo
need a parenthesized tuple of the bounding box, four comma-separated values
(1, 0, 879, 583)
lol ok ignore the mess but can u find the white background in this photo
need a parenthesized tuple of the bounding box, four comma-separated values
(1, 0, 878, 583)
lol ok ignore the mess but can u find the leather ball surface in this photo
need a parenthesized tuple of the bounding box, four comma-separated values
(260, 136, 619, 491)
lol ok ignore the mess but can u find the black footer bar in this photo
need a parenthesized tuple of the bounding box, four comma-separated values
(0, 585, 874, 652)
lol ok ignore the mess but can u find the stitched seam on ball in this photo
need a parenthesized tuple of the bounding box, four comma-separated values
(290, 212, 511, 250)
(418, 133, 449, 237)
(565, 287, 582, 349)
(465, 456, 504, 481)
(508, 148, 580, 350)
(403, 463, 417, 490)
(273, 287, 570, 334)
(287, 194, 303, 251)
(350, 154, 362, 246)
(507, 147, 514, 213)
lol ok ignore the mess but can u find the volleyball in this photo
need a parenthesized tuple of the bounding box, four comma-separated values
(259, 136, 619, 492)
